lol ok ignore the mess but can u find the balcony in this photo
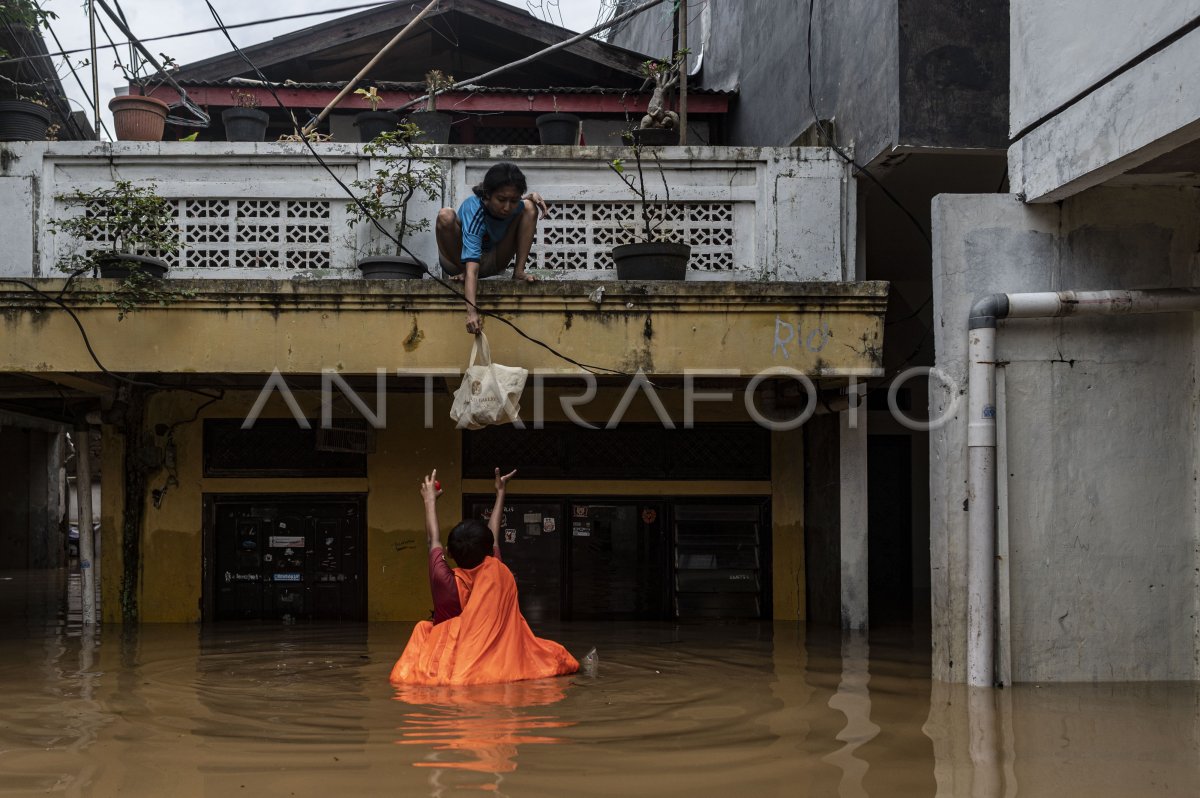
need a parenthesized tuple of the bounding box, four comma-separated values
(0, 141, 853, 282)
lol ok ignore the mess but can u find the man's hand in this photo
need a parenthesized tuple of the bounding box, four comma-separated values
(494, 467, 517, 491)
(466, 310, 483, 334)
(524, 192, 549, 219)
(420, 469, 443, 504)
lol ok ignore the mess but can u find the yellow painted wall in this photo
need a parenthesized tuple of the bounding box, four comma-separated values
(0, 280, 887, 378)
(99, 382, 809, 622)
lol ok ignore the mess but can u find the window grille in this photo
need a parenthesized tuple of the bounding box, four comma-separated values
(66, 198, 334, 272)
(536, 201, 737, 273)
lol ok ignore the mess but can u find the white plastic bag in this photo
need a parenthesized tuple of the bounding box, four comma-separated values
(449, 333, 528, 430)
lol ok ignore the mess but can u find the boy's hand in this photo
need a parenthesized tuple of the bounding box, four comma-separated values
(524, 192, 549, 219)
(494, 467, 517, 491)
(421, 470, 443, 503)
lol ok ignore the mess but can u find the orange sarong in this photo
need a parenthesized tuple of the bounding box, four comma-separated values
(390, 556, 578, 686)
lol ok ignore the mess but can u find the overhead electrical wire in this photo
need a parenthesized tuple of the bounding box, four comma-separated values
(0, 2, 398, 67)
(42, 18, 113, 139)
(803, 0, 936, 388)
(201, 0, 676, 379)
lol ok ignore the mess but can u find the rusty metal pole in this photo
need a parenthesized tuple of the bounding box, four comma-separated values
(678, 0, 688, 145)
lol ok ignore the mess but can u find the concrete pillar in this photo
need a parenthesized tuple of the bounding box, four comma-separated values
(75, 425, 96, 625)
(839, 405, 869, 629)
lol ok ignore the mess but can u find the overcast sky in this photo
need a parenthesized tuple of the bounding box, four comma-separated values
(41, 0, 609, 138)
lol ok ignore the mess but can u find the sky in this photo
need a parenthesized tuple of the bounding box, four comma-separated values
(40, 0, 610, 139)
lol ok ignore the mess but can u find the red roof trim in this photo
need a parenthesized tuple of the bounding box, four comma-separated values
(152, 86, 730, 115)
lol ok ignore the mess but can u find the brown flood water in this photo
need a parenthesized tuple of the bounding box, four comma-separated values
(1, 570, 1198, 798)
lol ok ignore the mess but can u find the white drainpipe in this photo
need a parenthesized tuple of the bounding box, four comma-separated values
(965, 288, 1200, 687)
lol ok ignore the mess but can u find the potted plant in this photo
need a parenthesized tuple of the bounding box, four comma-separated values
(51, 180, 180, 280)
(536, 96, 580, 145)
(352, 86, 397, 143)
(347, 124, 443, 278)
(607, 142, 689, 280)
(406, 69, 454, 144)
(222, 89, 269, 142)
(109, 54, 180, 141)
(629, 51, 687, 147)
(0, 1, 57, 141)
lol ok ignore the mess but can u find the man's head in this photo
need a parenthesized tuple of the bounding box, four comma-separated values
(473, 162, 527, 218)
(447, 519, 493, 569)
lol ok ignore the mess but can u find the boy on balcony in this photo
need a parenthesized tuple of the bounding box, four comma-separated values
(434, 161, 549, 334)
(390, 467, 578, 686)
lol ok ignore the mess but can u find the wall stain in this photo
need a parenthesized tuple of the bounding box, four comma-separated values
(403, 318, 424, 352)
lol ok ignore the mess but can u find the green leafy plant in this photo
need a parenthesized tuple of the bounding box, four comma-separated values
(609, 142, 672, 243)
(50, 181, 190, 319)
(0, 0, 57, 59)
(347, 124, 443, 257)
(354, 86, 383, 111)
(0, 0, 62, 103)
(423, 69, 454, 112)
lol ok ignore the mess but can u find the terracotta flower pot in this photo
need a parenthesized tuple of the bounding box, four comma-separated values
(109, 95, 169, 142)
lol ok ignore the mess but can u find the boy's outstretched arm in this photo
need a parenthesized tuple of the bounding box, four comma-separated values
(490, 467, 517, 548)
(421, 469, 443, 550)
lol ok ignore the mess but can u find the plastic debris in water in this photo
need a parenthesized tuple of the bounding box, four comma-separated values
(580, 646, 598, 677)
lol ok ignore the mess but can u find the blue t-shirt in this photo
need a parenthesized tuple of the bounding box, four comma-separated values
(458, 194, 522, 263)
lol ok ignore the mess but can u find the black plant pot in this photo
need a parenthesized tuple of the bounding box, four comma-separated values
(0, 100, 51, 141)
(611, 242, 690, 280)
(405, 111, 452, 144)
(221, 107, 270, 142)
(354, 111, 399, 142)
(535, 112, 581, 145)
(97, 253, 170, 279)
(358, 254, 425, 279)
(627, 127, 678, 147)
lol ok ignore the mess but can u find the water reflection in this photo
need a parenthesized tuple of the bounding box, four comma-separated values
(2, 570, 1199, 797)
(393, 679, 575, 794)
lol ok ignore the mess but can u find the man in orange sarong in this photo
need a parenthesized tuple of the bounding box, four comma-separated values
(390, 468, 579, 686)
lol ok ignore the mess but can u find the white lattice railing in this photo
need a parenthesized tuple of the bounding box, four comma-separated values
(23, 143, 851, 282)
(537, 201, 736, 272)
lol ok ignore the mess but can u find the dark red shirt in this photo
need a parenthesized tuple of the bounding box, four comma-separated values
(429, 545, 501, 624)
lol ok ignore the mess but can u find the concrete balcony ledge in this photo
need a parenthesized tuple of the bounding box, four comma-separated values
(0, 141, 855, 284)
(0, 279, 887, 377)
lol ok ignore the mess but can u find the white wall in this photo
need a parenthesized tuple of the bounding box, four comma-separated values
(1010, 0, 1200, 134)
(0, 141, 854, 283)
(931, 186, 1200, 682)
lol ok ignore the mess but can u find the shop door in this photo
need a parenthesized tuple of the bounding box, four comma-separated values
(466, 499, 563, 624)
(568, 501, 668, 620)
(673, 503, 768, 619)
(206, 494, 366, 621)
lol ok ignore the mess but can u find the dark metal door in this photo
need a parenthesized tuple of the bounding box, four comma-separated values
(568, 501, 667, 620)
(467, 499, 563, 623)
(207, 495, 365, 621)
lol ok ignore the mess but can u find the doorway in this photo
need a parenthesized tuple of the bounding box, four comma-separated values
(203, 494, 366, 621)
(464, 496, 768, 621)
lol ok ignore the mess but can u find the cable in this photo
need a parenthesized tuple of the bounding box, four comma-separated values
(390, 0, 671, 114)
(91, 0, 210, 127)
(201, 0, 669, 379)
(0, 275, 220, 398)
(806, 0, 934, 382)
(0, 20, 85, 139)
(0, 2, 399, 67)
(42, 19, 113, 140)
(805, 0, 929, 247)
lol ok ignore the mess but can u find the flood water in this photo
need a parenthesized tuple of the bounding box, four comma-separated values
(2, 570, 1198, 797)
